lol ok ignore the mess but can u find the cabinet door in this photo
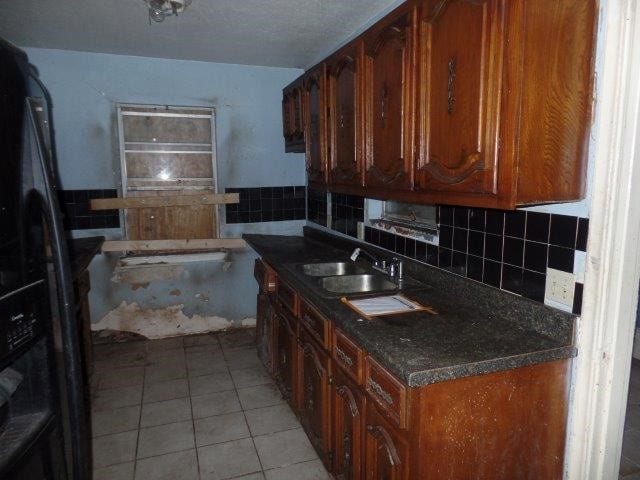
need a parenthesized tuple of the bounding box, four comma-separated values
(364, 404, 410, 480)
(256, 292, 274, 374)
(333, 368, 364, 480)
(362, 8, 415, 191)
(282, 93, 293, 141)
(327, 44, 363, 188)
(414, 0, 506, 197)
(304, 66, 327, 185)
(298, 333, 331, 466)
(274, 307, 297, 407)
(292, 86, 304, 140)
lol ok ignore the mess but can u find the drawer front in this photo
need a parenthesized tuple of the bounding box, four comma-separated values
(299, 300, 330, 349)
(277, 279, 298, 316)
(254, 259, 276, 293)
(332, 329, 364, 385)
(365, 357, 408, 429)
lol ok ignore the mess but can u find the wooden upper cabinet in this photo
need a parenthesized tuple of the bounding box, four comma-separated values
(414, 0, 505, 198)
(296, 0, 596, 208)
(327, 43, 363, 188)
(304, 66, 327, 186)
(362, 6, 415, 192)
(412, 0, 596, 208)
(283, 79, 305, 153)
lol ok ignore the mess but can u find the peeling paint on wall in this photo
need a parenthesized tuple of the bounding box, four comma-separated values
(93, 301, 256, 339)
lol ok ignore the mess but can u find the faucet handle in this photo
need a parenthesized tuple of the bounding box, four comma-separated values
(350, 248, 361, 262)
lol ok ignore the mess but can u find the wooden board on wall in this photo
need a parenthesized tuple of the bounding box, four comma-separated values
(102, 238, 246, 252)
(90, 193, 239, 210)
(122, 190, 218, 241)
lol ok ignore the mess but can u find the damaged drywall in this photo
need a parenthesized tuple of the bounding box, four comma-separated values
(92, 301, 255, 339)
(82, 241, 279, 338)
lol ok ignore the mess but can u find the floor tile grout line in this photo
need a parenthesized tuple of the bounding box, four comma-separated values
(241, 399, 267, 478)
(187, 342, 203, 480)
(133, 344, 147, 479)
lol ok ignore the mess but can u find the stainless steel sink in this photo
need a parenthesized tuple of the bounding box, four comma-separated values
(298, 262, 365, 277)
(318, 274, 398, 294)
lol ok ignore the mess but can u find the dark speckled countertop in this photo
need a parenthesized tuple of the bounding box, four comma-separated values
(244, 230, 577, 388)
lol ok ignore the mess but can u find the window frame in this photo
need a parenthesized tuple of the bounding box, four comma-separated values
(116, 103, 218, 240)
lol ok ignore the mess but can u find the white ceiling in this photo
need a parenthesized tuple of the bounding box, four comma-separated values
(0, 0, 403, 68)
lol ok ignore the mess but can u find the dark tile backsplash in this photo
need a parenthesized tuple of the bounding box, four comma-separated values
(364, 206, 589, 315)
(331, 193, 364, 238)
(58, 189, 120, 230)
(304, 189, 588, 315)
(308, 188, 328, 227)
(225, 186, 306, 224)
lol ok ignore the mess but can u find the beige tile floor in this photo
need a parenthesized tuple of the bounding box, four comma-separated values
(621, 358, 640, 480)
(90, 329, 332, 480)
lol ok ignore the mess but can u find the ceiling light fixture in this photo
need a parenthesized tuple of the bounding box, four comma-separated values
(144, 0, 192, 23)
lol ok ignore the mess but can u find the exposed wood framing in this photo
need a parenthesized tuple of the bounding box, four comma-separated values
(102, 238, 246, 252)
(90, 193, 239, 210)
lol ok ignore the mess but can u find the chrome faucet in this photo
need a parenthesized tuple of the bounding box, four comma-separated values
(350, 248, 404, 286)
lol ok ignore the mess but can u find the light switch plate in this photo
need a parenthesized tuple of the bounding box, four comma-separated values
(545, 268, 576, 310)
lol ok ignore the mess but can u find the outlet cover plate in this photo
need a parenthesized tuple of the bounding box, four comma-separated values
(545, 268, 576, 310)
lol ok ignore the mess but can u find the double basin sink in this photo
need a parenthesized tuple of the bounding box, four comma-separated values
(295, 261, 411, 297)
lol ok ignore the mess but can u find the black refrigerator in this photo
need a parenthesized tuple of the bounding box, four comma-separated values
(0, 39, 90, 479)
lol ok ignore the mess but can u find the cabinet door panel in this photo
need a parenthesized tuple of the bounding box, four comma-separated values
(415, 0, 505, 195)
(363, 10, 414, 190)
(274, 307, 297, 408)
(256, 292, 273, 374)
(298, 334, 331, 465)
(333, 369, 364, 480)
(328, 46, 363, 188)
(305, 67, 327, 185)
(365, 404, 410, 480)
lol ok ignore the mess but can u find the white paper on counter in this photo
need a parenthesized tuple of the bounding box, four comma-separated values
(346, 294, 424, 316)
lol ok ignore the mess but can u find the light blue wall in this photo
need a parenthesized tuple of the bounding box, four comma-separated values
(25, 48, 305, 190)
(24, 48, 306, 333)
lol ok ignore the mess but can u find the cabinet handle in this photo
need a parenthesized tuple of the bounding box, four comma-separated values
(336, 385, 360, 418)
(335, 346, 354, 367)
(365, 424, 401, 466)
(447, 57, 457, 114)
(367, 378, 394, 406)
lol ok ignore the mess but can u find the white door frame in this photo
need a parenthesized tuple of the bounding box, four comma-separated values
(565, 0, 640, 478)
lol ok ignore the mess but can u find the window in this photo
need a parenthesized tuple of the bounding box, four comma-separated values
(382, 200, 437, 232)
(117, 105, 217, 240)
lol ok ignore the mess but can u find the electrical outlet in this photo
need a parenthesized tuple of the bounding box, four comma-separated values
(545, 268, 576, 310)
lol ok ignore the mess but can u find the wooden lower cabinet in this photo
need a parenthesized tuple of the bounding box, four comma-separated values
(297, 329, 332, 467)
(332, 368, 365, 480)
(364, 403, 410, 480)
(255, 260, 570, 480)
(273, 303, 298, 407)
